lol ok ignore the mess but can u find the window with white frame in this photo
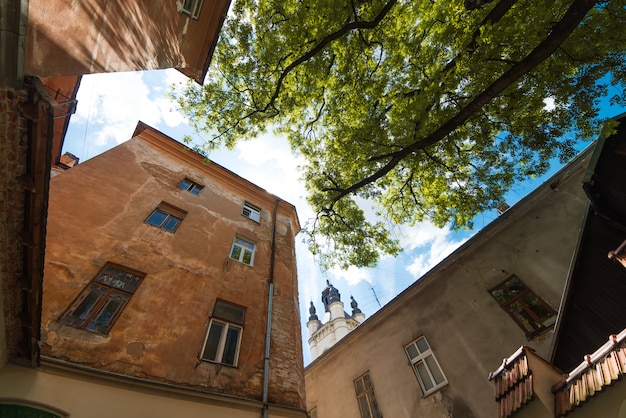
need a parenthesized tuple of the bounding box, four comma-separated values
(405, 336, 447, 396)
(180, 0, 203, 19)
(230, 237, 255, 265)
(201, 300, 245, 366)
(354, 372, 382, 418)
(242, 202, 261, 222)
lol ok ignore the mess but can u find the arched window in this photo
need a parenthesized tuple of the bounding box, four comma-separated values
(0, 402, 66, 418)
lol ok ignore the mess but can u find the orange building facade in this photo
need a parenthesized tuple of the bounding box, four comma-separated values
(26, 0, 230, 83)
(0, 123, 306, 417)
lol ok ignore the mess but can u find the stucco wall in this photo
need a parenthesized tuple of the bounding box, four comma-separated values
(40, 129, 304, 410)
(0, 363, 304, 418)
(305, 150, 592, 418)
(26, 0, 229, 81)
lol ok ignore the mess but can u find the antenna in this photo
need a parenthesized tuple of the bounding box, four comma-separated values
(367, 283, 381, 308)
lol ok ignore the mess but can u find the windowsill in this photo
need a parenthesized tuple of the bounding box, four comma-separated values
(199, 359, 238, 368)
(421, 382, 449, 398)
(526, 324, 555, 340)
(229, 258, 254, 267)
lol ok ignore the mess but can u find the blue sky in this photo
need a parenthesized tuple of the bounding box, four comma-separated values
(61, 68, 624, 365)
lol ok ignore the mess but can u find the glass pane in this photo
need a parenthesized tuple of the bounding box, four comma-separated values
(369, 392, 382, 418)
(416, 337, 429, 353)
(178, 179, 192, 190)
(363, 373, 373, 389)
(146, 210, 167, 227)
(214, 300, 245, 324)
(222, 326, 241, 365)
(490, 288, 512, 304)
(522, 292, 554, 322)
(235, 237, 254, 250)
(190, 185, 202, 195)
(406, 343, 419, 360)
(242, 249, 252, 265)
(97, 267, 142, 292)
(357, 396, 372, 418)
(202, 321, 224, 361)
(425, 354, 445, 385)
(86, 293, 128, 332)
(162, 216, 181, 232)
(508, 301, 537, 333)
(505, 276, 526, 296)
(354, 377, 365, 395)
(230, 245, 242, 261)
(416, 361, 434, 392)
(70, 287, 104, 320)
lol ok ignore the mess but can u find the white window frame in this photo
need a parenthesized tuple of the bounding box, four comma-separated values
(201, 319, 242, 366)
(230, 237, 255, 266)
(405, 336, 448, 396)
(242, 203, 261, 223)
(354, 371, 382, 418)
(180, 0, 203, 19)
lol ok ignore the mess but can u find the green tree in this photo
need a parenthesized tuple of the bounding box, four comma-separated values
(174, 0, 626, 269)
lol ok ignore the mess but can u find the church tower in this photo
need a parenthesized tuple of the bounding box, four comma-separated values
(306, 281, 366, 361)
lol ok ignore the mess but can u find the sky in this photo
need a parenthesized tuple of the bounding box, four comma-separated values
(61, 68, 624, 365)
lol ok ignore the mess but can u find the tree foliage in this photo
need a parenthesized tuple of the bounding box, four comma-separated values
(174, 0, 626, 269)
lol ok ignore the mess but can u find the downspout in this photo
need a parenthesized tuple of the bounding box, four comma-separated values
(262, 197, 280, 418)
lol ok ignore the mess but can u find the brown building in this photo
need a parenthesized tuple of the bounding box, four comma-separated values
(1, 0, 230, 377)
(0, 123, 306, 417)
(304, 142, 594, 417)
(26, 0, 231, 84)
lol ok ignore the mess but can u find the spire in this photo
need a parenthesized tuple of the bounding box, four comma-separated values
(321, 279, 341, 312)
(350, 296, 362, 315)
(308, 301, 319, 321)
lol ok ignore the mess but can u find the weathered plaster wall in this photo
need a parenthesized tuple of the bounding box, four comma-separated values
(305, 150, 592, 418)
(26, 0, 229, 81)
(40, 130, 304, 411)
(0, 88, 28, 365)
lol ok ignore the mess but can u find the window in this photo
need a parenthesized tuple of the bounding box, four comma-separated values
(230, 237, 255, 265)
(178, 178, 203, 195)
(201, 300, 245, 366)
(180, 0, 203, 19)
(354, 372, 382, 418)
(405, 337, 447, 396)
(242, 202, 261, 222)
(145, 202, 186, 233)
(60, 263, 145, 334)
(489, 275, 557, 338)
(0, 404, 64, 418)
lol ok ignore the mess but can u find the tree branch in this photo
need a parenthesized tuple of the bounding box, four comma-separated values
(325, 0, 597, 207)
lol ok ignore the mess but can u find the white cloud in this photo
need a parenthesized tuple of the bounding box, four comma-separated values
(330, 265, 373, 287)
(233, 133, 314, 218)
(402, 223, 468, 278)
(73, 71, 187, 148)
(543, 97, 556, 111)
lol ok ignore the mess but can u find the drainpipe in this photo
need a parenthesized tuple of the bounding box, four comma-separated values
(262, 197, 280, 418)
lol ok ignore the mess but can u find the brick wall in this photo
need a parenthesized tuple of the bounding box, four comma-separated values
(0, 87, 29, 364)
